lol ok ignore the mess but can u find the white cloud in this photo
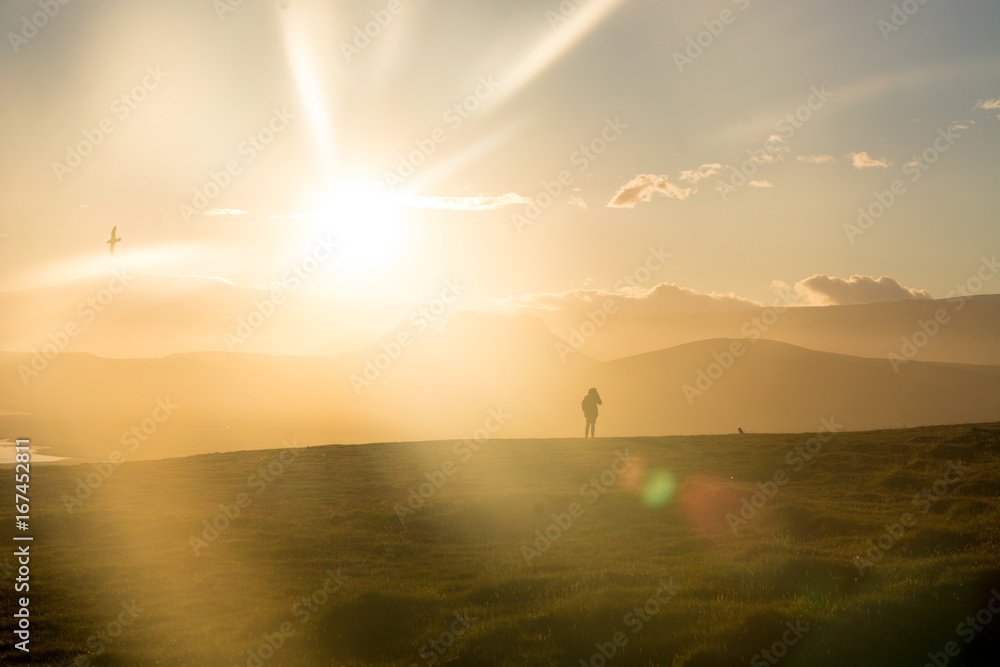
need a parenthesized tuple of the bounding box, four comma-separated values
(796, 154, 836, 164)
(847, 152, 890, 169)
(793, 274, 931, 305)
(610, 137, 789, 207)
(203, 208, 249, 216)
(678, 163, 723, 184)
(607, 174, 692, 208)
(498, 282, 762, 314)
(973, 98, 1000, 110)
(714, 181, 736, 196)
(400, 193, 531, 211)
(567, 196, 587, 211)
(760, 134, 790, 161)
(282, 192, 531, 219)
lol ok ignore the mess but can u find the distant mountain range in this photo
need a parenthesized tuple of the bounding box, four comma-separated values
(2, 274, 997, 364)
(525, 295, 1000, 365)
(1, 304, 997, 462)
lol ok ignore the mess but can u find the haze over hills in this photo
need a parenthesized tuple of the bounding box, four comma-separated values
(0, 274, 422, 358)
(526, 295, 1000, 365)
(3, 276, 997, 464)
(1, 274, 998, 365)
(2, 311, 997, 462)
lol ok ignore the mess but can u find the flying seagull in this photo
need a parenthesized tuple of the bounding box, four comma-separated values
(107, 226, 121, 255)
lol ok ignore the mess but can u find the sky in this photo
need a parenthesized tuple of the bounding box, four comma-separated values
(0, 0, 998, 310)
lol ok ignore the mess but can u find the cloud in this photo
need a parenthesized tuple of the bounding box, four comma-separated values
(612, 137, 791, 207)
(678, 163, 723, 184)
(796, 154, 836, 164)
(974, 99, 1000, 120)
(950, 121, 974, 131)
(281, 192, 531, 219)
(567, 196, 587, 211)
(203, 208, 249, 216)
(793, 274, 931, 305)
(759, 134, 790, 161)
(847, 152, 890, 169)
(611, 137, 788, 207)
(607, 174, 692, 208)
(498, 282, 762, 314)
(400, 193, 531, 211)
(714, 181, 736, 196)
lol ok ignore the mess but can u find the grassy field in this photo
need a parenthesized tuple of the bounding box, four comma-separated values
(2, 422, 1000, 666)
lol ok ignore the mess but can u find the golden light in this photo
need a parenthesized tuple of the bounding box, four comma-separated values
(12, 241, 220, 291)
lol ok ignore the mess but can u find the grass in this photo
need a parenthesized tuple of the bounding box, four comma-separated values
(2, 422, 1000, 666)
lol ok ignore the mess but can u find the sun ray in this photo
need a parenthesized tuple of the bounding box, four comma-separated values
(275, 3, 340, 183)
(490, 0, 629, 109)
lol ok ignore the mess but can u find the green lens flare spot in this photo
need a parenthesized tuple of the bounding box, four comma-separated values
(642, 470, 677, 507)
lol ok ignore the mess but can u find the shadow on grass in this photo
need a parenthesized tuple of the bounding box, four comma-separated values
(312, 592, 439, 662)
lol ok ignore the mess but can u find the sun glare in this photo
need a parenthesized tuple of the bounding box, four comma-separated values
(315, 185, 409, 275)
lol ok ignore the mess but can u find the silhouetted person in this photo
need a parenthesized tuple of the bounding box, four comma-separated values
(582, 387, 602, 438)
(738, 427, 744, 435)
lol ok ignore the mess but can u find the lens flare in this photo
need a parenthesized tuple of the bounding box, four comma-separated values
(641, 469, 677, 507)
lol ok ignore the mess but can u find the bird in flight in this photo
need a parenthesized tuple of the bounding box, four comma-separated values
(107, 226, 121, 255)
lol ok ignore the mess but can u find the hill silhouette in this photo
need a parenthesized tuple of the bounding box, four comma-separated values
(2, 275, 997, 364)
(1, 311, 996, 461)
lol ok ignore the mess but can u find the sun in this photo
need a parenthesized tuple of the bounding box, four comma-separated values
(314, 183, 409, 275)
